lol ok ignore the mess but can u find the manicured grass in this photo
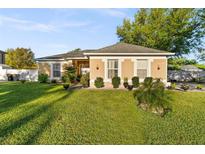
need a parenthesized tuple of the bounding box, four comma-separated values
(0, 82, 205, 144)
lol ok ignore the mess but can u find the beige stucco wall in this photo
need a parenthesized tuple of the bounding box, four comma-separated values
(89, 59, 104, 81)
(151, 59, 167, 80)
(121, 59, 134, 80)
(38, 63, 51, 76)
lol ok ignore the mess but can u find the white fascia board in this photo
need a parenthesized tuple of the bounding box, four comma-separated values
(84, 53, 175, 56)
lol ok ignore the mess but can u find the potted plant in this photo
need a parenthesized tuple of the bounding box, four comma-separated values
(123, 77, 129, 88)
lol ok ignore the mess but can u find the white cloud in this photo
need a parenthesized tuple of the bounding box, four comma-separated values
(0, 15, 91, 32)
(98, 9, 127, 18)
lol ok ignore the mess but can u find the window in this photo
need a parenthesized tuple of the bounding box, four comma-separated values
(136, 59, 148, 79)
(107, 59, 118, 79)
(53, 63, 61, 77)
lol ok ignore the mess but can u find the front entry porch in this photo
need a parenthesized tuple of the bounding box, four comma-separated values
(72, 59, 89, 75)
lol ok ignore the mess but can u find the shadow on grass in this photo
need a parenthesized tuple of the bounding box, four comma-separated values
(0, 90, 73, 145)
(0, 82, 61, 114)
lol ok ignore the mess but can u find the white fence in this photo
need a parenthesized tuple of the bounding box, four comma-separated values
(0, 69, 38, 81)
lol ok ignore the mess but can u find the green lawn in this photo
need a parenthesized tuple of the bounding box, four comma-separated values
(0, 82, 205, 144)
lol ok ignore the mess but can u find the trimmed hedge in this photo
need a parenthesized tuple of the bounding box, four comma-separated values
(112, 77, 121, 88)
(38, 73, 48, 83)
(132, 76, 139, 88)
(94, 77, 104, 88)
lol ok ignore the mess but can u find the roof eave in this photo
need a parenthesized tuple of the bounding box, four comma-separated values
(84, 53, 175, 56)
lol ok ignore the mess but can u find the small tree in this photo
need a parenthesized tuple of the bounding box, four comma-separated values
(80, 73, 89, 87)
(62, 64, 76, 83)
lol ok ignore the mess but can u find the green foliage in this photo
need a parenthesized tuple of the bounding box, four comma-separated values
(117, 9, 205, 56)
(134, 78, 170, 116)
(80, 73, 89, 87)
(132, 76, 139, 88)
(196, 84, 203, 90)
(168, 58, 198, 70)
(63, 83, 70, 90)
(144, 77, 153, 86)
(167, 83, 176, 90)
(5, 48, 37, 69)
(112, 77, 121, 88)
(168, 57, 197, 65)
(38, 73, 48, 83)
(62, 64, 76, 83)
(180, 83, 190, 91)
(94, 77, 104, 88)
(195, 64, 205, 70)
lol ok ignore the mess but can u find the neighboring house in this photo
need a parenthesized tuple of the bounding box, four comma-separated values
(0, 50, 6, 64)
(36, 43, 174, 87)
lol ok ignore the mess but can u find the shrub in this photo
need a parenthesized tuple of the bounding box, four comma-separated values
(63, 65, 76, 83)
(196, 84, 203, 90)
(144, 77, 153, 86)
(51, 79, 57, 84)
(61, 75, 70, 83)
(80, 73, 89, 88)
(63, 83, 70, 90)
(180, 83, 189, 91)
(132, 76, 139, 88)
(167, 83, 176, 90)
(20, 80, 26, 84)
(76, 75, 82, 82)
(112, 77, 121, 88)
(38, 73, 48, 83)
(94, 77, 104, 88)
(123, 77, 129, 88)
(133, 79, 170, 116)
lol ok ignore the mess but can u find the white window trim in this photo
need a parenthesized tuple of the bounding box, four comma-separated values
(49, 62, 65, 79)
(103, 58, 123, 82)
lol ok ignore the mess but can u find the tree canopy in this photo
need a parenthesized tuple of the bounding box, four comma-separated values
(5, 48, 37, 69)
(117, 8, 205, 56)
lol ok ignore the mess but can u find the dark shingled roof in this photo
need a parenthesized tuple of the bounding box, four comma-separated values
(37, 42, 173, 61)
(89, 42, 171, 54)
(36, 49, 95, 60)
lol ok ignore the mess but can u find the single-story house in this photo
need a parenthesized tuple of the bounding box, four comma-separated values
(0, 50, 6, 64)
(36, 43, 174, 87)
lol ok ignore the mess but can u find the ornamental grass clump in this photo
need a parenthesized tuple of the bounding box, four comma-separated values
(134, 77, 171, 116)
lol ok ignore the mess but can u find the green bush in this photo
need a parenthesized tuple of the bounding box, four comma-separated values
(63, 66, 76, 83)
(94, 77, 104, 88)
(38, 73, 48, 83)
(112, 77, 121, 88)
(195, 64, 205, 70)
(180, 83, 189, 91)
(134, 78, 170, 116)
(80, 73, 89, 87)
(132, 76, 139, 88)
(196, 84, 203, 90)
(61, 75, 70, 83)
(144, 77, 153, 86)
(167, 83, 176, 90)
(63, 83, 70, 90)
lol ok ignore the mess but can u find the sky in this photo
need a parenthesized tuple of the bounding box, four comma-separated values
(0, 9, 137, 58)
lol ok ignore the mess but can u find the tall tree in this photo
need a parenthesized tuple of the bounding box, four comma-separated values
(117, 9, 205, 56)
(6, 48, 37, 69)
